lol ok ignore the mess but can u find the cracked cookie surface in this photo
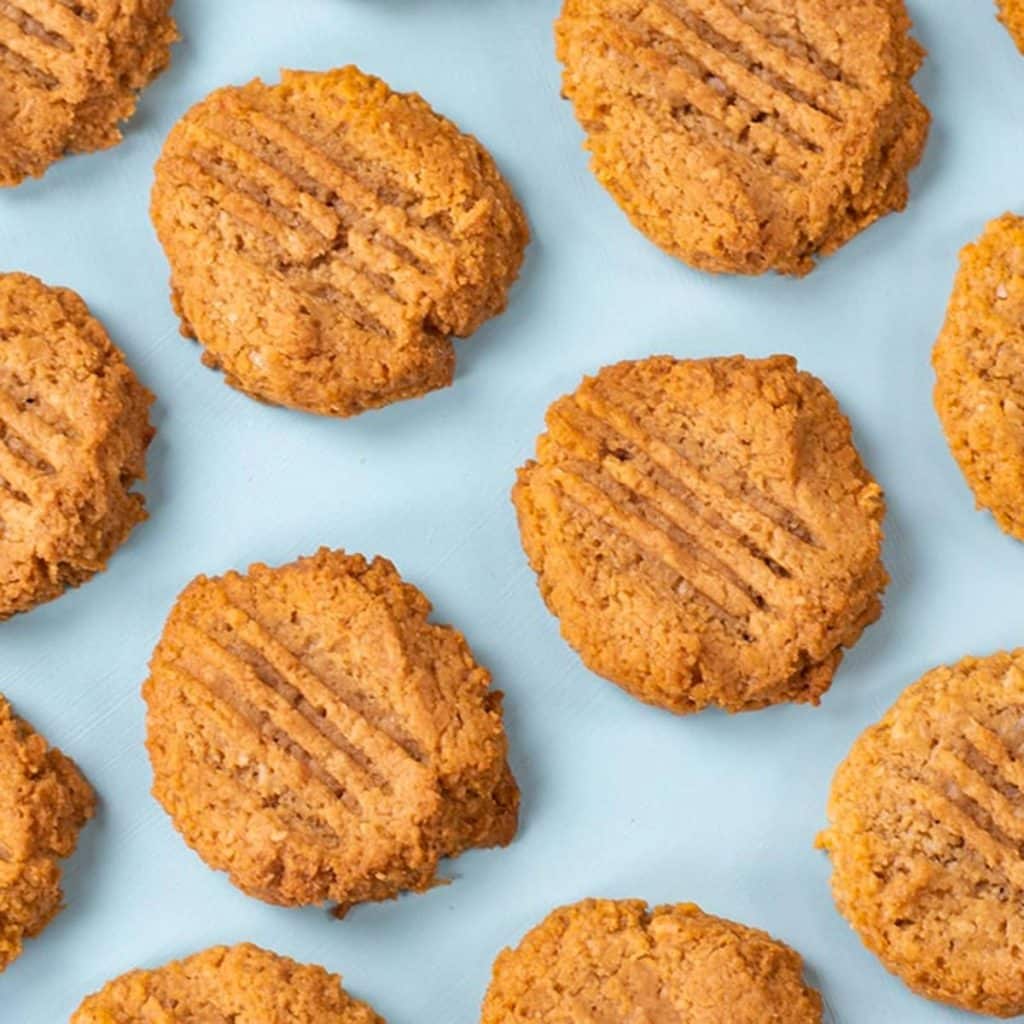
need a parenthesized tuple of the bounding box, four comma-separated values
(820, 650, 1024, 1017)
(933, 213, 1024, 540)
(554, 0, 930, 275)
(151, 65, 529, 418)
(513, 354, 887, 714)
(0, 0, 177, 187)
(71, 943, 385, 1023)
(144, 548, 519, 914)
(0, 273, 154, 620)
(482, 899, 822, 1023)
(0, 694, 95, 972)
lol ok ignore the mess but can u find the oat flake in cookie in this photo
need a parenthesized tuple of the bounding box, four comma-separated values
(0, 0, 178, 187)
(820, 650, 1024, 1017)
(554, 0, 930, 275)
(143, 548, 519, 915)
(150, 65, 529, 418)
(513, 354, 887, 714)
(0, 273, 154, 620)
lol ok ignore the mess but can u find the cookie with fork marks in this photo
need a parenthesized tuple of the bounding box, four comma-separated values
(512, 354, 887, 713)
(554, 0, 930, 275)
(820, 650, 1024, 1016)
(0, 0, 177, 187)
(0, 273, 153, 620)
(143, 548, 519, 915)
(150, 66, 528, 418)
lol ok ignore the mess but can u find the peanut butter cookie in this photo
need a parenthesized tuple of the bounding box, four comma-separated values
(513, 354, 887, 714)
(144, 548, 519, 915)
(0, 0, 177, 187)
(71, 943, 384, 1023)
(999, 0, 1024, 52)
(151, 66, 529, 418)
(481, 899, 823, 1023)
(933, 213, 1024, 540)
(554, 0, 930, 275)
(0, 694, 95, 972)
(820, 650, 1024, 1017)
(0, 273, 154, 620)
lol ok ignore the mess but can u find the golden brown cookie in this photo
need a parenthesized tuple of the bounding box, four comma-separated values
(71, 943, 385, 1023)
(554, 0, 930, 276)
(0, 274, 154, 620)
(999, 0, 1024, 52)
(513, 354, 887, 714)
(933, 213, 1024, 541)
(150, 65, 529, 418)
(0, 0, 177, 188)
(0, 694, 95, 972)
(144, 548, 519, 914)
(819, 650, 1024, 1017)
(482, 899, 823, 1023)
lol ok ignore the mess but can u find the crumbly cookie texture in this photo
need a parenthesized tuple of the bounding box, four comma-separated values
(0, 0, 178, 187)
(144, 548, 519, 914)
(933, 213, 1024, 540)
(513, 354, 887, 714)
(0, 273, 154, 620)
(71, 943, 385, 1023)
(999, 0, 1024, 52)
(554, 0, 930, 275)
(0, 695, 95, 972)
(820, 650, 1024, 1017)
(482, 899, 822, 1023)
(151, 65, 529, 418)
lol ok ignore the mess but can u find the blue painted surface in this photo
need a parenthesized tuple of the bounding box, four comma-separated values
(1, 2, 1021, 1020)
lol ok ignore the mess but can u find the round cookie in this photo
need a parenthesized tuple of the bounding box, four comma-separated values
(933, 213, 1024, 540)
(0, 274, 154, 620)
(144, 548, 519, 914)
(481, 899, 823, 1023)
(512, 354, 887, 714)
(71, 943, 384, 1023)
(554, 0, 930, 276)
(819, 650, 1024, 1016)
(0, 0, 178, 188)
(151, 65, 529, 418)
(999, 0, 1024, 52)
(0, 694, 95, 972)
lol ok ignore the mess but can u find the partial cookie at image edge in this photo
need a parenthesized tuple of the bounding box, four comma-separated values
(0, 694, 95, 973)
(820, 648, 1024, 1017)
(933, 212, 1024, 541)
(0, 0, 179, 188)
(70, 943, 386, 1023)
(0, 273, 155, 620)
(481, 898, 823, 1023)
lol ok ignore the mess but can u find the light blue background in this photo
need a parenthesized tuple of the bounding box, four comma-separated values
(1, 1, 1022, 1020)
